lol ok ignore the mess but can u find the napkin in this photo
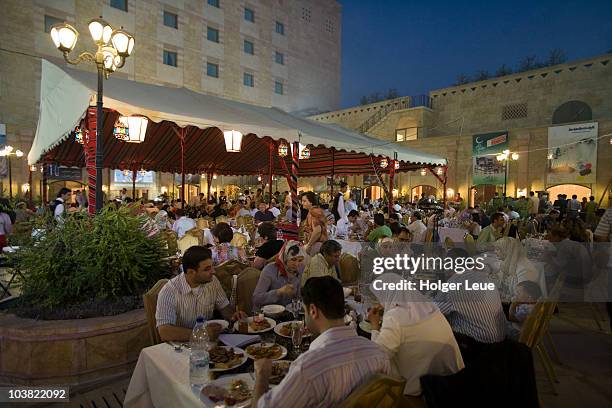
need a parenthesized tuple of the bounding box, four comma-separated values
(219, 334, 261, 348)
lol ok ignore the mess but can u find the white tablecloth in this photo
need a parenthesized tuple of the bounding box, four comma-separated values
(438, 227, 467, 243)
(481, 253, 548, 297)
(124, 343, 251, 408)
(335, 239, 365, 258)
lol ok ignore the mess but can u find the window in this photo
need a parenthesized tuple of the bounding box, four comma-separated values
(275, 51, 284, 65)
(208, 0, 220, 7)
(274, 81, 284, 95)
(163, 11, 178, 29)
(110, 0, 128, 12)
(275, 21, 285, 35)
(301, 7, 311, 22)
(44, 15, 63, 33)
(552, 101, 592, 124)
(163, 50, 177, 67)
(207, 27, 219, 43)
(501, 103, 528, 121)
(243, 73, 254, 87)
(244, 40, 254, 55)
(244, 8, 255, 22)
(207, 62, 219, 78)
(395, 128, 417, 142)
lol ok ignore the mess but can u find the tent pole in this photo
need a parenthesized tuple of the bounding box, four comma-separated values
(180, 129, 186, 209)
(132, 166, 137, 202)
(207, 171, 212, 202)
(268, 141, 274, 203)
(291, 141, 299, 226)
(330, 148, 335, 198)
(389, 162, 395, 215)
(28, 169, 33, 210)
(85, 107, 97, 214)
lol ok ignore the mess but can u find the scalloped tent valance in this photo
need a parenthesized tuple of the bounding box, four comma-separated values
(30, 60, 446, 176)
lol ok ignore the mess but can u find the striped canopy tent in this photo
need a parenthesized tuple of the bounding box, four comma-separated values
(30, 60, 447, 218)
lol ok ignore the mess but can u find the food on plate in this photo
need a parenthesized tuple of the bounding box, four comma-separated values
(209, 346, 244, 369)
(202, 379, 251, 405)
(278, 322, 310, 337)
(270, 361, 291, 385)
(249, 318, 271, 332)
(246, 343, 283, 360)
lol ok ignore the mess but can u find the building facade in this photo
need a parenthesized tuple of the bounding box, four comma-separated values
(310, 53, 612, 208)
(0, 0, 341, 201)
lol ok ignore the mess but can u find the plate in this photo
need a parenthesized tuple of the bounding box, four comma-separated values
(274, 321, 311, 338)
(233, 317, 276, 334)
(200, 373, 253, 407)
(209, 346, 248, 372)
(270, 360, 292, 385)
(262, 304, 285, 316)
(206, 319, 230, 331)
(342, 287, 352, 298)
(359, 320, 372, 333)
(244, 343, 287, 360)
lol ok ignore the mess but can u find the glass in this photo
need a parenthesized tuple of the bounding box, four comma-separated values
(291, 322, 303, 354)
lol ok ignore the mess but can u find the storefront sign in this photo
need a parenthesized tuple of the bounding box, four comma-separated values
(547, 122, 597, 184)
(472, 131, 508, 185)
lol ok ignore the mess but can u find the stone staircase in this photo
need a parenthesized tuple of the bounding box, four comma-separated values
(357, 95, 431, 134)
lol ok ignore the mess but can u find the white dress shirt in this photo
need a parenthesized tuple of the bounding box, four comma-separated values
(172, 216, 197, 238)
(269, 206, 281, 218)
(407, 220, 427, 242)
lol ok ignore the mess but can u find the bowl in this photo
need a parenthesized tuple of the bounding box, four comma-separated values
(262, 304, 285, 315)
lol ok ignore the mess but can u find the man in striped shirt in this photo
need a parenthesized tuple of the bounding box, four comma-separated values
(251, 276, 391, 408)
(155, 246, 247, 341)
(435, 249, 506, 350)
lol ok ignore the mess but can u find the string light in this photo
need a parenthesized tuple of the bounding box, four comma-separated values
(380, 158, 388, 168)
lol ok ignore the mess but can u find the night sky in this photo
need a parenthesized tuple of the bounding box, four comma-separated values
(340, 0, 612, 108)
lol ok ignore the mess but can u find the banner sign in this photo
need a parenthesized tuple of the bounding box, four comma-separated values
(472, 131, 508, 185)
(547, 122, 597, 185)
(362, 175, 378, 186)
(47, 165, 83, 181)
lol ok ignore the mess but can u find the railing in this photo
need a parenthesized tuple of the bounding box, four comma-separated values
(357, 95, 431, 133)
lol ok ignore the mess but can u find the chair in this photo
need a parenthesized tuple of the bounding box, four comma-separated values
(337, 374, 410, 408)
(339, 253, 360, 285)
(216, 216, 229, 224)
(231, 232, 248, 248)
(235, 267, 261, 313)
(160, 230, 178, 254)
(215, 259, 248, 299)
(463, 233, 476, 255)
(177, 229, 201, 253)
(196, 218, 210, 230)
(143, 279, 169, 346)
(444, 237, 455, 249)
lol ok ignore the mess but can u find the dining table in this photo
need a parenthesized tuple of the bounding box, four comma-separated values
(334, 238, 367, 258)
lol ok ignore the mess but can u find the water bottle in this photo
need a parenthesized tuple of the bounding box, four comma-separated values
(189, 316, 210, 389)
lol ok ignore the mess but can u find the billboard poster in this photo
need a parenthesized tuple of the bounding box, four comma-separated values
(472, 131, 508, 185)
(547, 122, 597, 185)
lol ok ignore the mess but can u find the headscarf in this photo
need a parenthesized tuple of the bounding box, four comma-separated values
(155, 210, 170, 230)
(370, 273, 438, 326)
(275, 240, 306, 278)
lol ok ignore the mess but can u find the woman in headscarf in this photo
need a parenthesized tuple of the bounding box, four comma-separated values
(154, 210, 172, 231)
(368, 273, 464, 396)
(494, 237, 540, 301)
(253, 241, 306, 310)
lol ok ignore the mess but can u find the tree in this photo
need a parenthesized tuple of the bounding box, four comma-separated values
(495, 64, 513, 77)
(517, 55, 538, 72)
(360, 96, 369, 105)
(454, 73, 471, 85)
(547, 48, 567, 66)
(368, 92, 382, 104)
(474, 70, 490, 81)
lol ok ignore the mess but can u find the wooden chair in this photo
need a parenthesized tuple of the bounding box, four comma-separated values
(235, 267, 261, 313)
(463, 233, 476, 255)
(231, 232, 248, 248)
(160, 230, 178, 254)
(444, 237, 455, 249)
(339, 253, 360, 285)
(337, 374, 411, 408)
(215, 259, 248, 299)
(216, 216, 229, 224)
(177, 229, 201, 253)
(143, 279, 169, 346)
(196, 218, 210, 230)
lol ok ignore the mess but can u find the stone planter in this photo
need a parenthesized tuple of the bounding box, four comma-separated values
(0, 309, 149, 388)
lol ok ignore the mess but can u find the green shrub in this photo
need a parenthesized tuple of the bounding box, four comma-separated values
(14, 206, 169, 311)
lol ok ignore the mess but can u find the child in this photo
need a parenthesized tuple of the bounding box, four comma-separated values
(507, 280, 542, 339)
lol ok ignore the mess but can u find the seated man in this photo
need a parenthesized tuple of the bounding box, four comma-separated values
(254, 202, 275, 223)
(476, 212, 506, 245)
(367, 213, 393, 242)
(252, 222, 284, 269)
(251, 276, 391, 407)
(301, 240, 342, 286)
(155, 246, 246, 341)
(406, 212, 427, 243)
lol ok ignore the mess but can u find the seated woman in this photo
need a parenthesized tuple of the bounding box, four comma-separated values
(252, 241, 306, 310)
(466, 212, 482, 239)
(210, 222, 247, 265)
(252, 222, 284, 269)
(368, 273, 464, 396)
(494, 237, 540, 302)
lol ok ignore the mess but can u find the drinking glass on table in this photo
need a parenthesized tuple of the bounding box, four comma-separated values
(291, 322, 303, 354)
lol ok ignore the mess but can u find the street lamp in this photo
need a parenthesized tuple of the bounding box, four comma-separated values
(496, 149, 519, 196)
(49, 18, 135, 211)
(0, 146, 25, 199)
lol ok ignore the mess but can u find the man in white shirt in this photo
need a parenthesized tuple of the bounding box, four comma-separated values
(252, 276, 390, 407)
(344, 196, 358, 214)
(568, 194, 581, 219)
(269, 198, 281, 218)
(172, 209, 197, 238)
(52, 188, 72, 222)
(156, 246, 246, 341)
(527, 191, 539, 216)
(505, 205, 520, 220)
(407, 212, 427, 242)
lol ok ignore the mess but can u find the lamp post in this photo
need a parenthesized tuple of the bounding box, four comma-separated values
(496, 149, 519, 196)
(0, 146, 24, 199)
(49, 19, 134, 211)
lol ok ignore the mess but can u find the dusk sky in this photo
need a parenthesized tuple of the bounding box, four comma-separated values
(339, 0, 612, 108)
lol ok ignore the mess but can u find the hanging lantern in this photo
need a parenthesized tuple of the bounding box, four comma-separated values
(436, 167, 444, 175)
(74, 126, 86, 144)
(380, 158, 388, 168)
(139, 168, 147, 177)
(420, 168, 427, 176)
(213, 174, 217, 180)
(300, 145, 311, 159)
(257, 175, 262, 182)
(278, 142, 289, 157)
(394, 160, 400, 170)
(223, 130, 243, 152)
(123, 169, 130, 177)
(114, 115, 148, 143)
